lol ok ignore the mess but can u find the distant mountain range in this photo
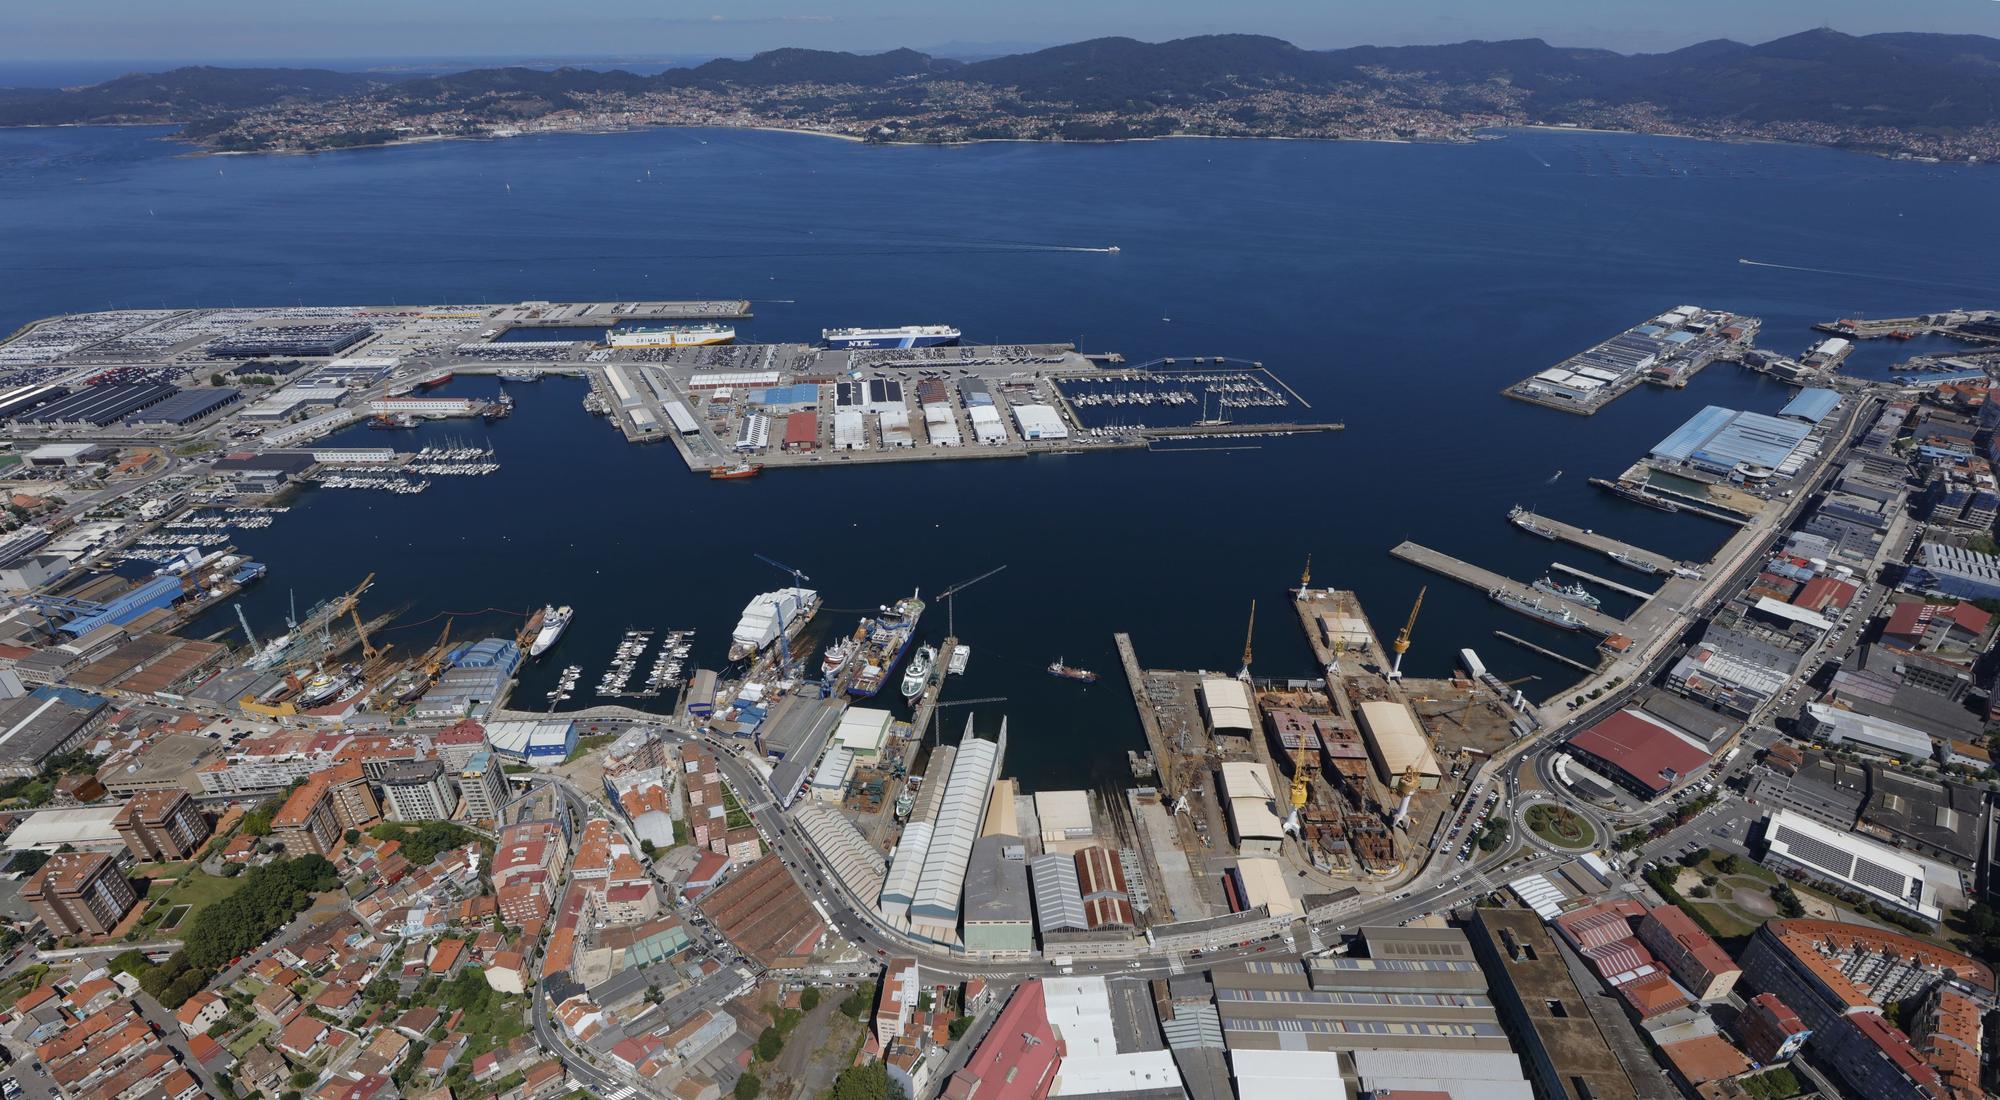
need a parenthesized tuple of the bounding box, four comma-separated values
(5, 29, 1998, 156)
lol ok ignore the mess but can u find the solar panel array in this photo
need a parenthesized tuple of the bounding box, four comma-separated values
(1776, 824, 1854, 878)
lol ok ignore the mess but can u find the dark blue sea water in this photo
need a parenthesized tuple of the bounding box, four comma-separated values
(1, 124, 1994, 788)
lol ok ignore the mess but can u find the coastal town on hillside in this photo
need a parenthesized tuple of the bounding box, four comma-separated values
(0, 296, 1994, 1100)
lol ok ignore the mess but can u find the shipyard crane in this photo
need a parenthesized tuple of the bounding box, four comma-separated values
(936, 565, 1006, 638)
(1283, 765, 1310, 836)
(233, 604, 260, 653)
(1388, 586, 1425, 680)
(752, 554, 812, 672)
(1237, 600, 1256, 681)
(1296, 554, 1311, 597)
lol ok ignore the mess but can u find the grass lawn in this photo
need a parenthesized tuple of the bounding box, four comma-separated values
(722, 784, 751, 830)
(565, 733, 618, 764)
(1523, 804, 1595, 849)
(130, 861, 194, 881)
(1737, 1065, 1803, 1100)
(228, 1019, 275, 1058)
(138, 869, 242, 940)
(0, 964, 49, 1009)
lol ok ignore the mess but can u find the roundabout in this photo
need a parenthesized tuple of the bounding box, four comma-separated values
(1522, 802, 1597, 850)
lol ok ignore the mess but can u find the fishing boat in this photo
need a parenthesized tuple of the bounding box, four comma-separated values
(710, 462, 763, 480)
(1488, 589, 1585, 631)
(821, 637, 854, 678)
(1609, 551, 1663, 575)
(1532, 575, 1601, 610)
(900, 644, 937, 699)
(947, 645, 970, 675)
(1508, 504, 1560, 539)
(1047, 657, 1099, 683)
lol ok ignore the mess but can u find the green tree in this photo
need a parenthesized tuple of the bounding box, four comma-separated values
(1715, 853, 1740, 875)
(755, 1026, 783, 1062)
(735, 1073, 762, 1100)
(948, 1016, 972, 1040)
(830, 1061, 906, 1100)
(800, 986, 820, 1012)
(840, 983, 876, 1019)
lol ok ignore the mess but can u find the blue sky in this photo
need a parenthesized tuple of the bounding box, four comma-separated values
(10, 0, 1999, 62)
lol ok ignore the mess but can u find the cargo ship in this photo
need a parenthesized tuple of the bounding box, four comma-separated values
(606, 324, 736, 348)
(414, 369, 455, 390)
(1609, 551, 1662, 575)
(1592, 477, 1680, 513)
(1488, 589, 1585, 631)
(847, 592, 924, 699)
(1508, 505, 1559, 539)
(900, 644, 937, 699)
(1532, 575, 1601, 610)
(727, 587, 820, 663)
(822, 325, 961, 350)
(530, 604, 573, 656)
(1047, 657, 1099, 683)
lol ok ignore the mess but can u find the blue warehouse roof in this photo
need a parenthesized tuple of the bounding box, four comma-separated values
(1778, 388, 1840, 425)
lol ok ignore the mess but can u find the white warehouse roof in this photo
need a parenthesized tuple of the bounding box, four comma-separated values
(910, 723, 1006, 930)
(1200, 677, 1255, 734)
(1356, 700, 1441, 782)
(835, 708, 894, 755)
(1220, 761, 1285, 842)
(5, 805, 125, 851)
(793, 801, 886, 902)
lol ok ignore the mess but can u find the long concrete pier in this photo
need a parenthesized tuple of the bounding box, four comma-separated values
(1115, 632, 1177, 794)
(1494, 631, 1597, 673)
(1549, 561, 1651, 600)
(1390, 541, 1625, 637)
(1505, 507, 1680, 574)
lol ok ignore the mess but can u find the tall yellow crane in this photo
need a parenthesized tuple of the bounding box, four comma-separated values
(1237, 599, 1256, 681)
(1389, 586, 1425, 680)
(1298, 554, 1311, 593)
(332, 573, 386, 661)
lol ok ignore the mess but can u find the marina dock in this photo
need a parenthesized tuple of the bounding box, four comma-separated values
(1548, 562, 1650, 600)
(1390, 541, 1625, 637)
(1506, 508, 1681, 574)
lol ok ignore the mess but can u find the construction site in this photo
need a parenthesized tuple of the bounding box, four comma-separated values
(1115, 562, 1534, 910)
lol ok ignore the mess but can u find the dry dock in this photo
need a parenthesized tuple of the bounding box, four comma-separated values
(1390, 541, 1625, 637)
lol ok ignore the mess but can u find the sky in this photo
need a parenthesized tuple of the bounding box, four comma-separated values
(8, 0, 2000, 66)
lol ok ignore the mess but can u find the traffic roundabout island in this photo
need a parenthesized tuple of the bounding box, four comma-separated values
(1523, 802, 1596, 850)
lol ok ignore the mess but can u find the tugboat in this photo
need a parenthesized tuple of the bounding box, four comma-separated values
(900, 644, 937, 699)
(1047, 657, 1099, 684)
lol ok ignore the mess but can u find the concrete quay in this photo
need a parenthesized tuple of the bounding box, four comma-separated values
(1547, 561, 1650, 599)
(1506, 506, 1682, 573)
(1390, 541, 1625, 637)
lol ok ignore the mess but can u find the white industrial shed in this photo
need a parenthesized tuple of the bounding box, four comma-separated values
(1356, 700, 1441, 788)
(1220, 761, 1285, 857)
